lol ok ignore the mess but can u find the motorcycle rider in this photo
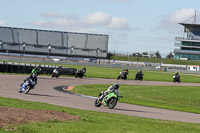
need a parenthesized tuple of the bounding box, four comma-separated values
(119, 68, 128, 77)
(124, 68, 129, 75)
(27, 73, 37, 87)
(55, 65, 62, 75)
(81, 66, 86, 74)
(99, 83, 121, 102)
(31, 65, 41, 76)
(175, 71, 179, 77)
(20, 73, 37, 88)
(174, 71, 180, 80)
(135, 69, 143, 79)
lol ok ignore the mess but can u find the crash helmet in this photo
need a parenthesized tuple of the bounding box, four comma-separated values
(83, 66, 86, 70)
(59, 65, 62, 68)
(113, 83, 120, 89)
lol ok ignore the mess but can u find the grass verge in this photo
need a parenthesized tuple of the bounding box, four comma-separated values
(0, 97, 200, 133)
(70, 84, 200, 114)
(1, 60, 200, 83)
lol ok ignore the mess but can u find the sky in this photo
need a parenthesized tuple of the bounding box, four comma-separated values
(0, 0, 199, 57)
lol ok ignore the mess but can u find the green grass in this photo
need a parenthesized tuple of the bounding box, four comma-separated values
(1, 60, 200, 83)
(0, 97, 200, 133)
(1, 65, 200, 83)
(111, 55, 200, 65)
(70, 84, 200, 114)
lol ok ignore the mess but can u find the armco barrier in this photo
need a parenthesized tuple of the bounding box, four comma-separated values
(0, 62, 77, 75)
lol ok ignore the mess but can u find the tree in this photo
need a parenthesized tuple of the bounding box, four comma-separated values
(133, 53, 137, 56)
(136, 52, 142, 57)
(142, 51, 148, 55)
(166, 51, 174, 59)
(155, 50, 161, 58)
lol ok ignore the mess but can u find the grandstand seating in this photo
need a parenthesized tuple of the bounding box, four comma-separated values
(0, 28, 13, 43)
(0, 26, 108, 58)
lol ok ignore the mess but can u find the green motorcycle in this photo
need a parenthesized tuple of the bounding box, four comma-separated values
(94, 91, 122, 109)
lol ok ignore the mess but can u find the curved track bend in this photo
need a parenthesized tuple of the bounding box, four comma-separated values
(1, 74, 200, 123)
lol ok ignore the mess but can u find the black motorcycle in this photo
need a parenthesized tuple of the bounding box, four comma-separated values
(135, 73, 144, 81)
(75, 70, 84, 78)
(117, 72, 127, 80)
(173, 75, 181, 83)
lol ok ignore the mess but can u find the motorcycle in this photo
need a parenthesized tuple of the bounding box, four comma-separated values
(173, 75, 181, 83)
(94, 91, 122, 109)
(135, 73, 144, 81)
(75, 70, 84, 78)
(117, 71, 128, 80)
(52, 69, 60, 78)
(18, 79, 35, 94)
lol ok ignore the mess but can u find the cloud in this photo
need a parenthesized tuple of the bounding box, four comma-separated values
(83, 12, 111, 25)
(162, 8, 196, 24)
(41, 12, 65, 18)
(156, 8, 196, 34)
(107, 17, 130, 30)
(32, 11, 132, 32)
(0, 21, 6, 26)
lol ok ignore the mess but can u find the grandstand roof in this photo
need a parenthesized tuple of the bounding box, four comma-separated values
(0, 26, 108, 37)
(179, 23, 200, 29)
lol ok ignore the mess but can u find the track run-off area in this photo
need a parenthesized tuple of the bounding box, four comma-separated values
(1, 74, 200, 123)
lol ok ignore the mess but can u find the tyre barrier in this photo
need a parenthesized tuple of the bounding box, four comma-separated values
(0, 61, 77, 75)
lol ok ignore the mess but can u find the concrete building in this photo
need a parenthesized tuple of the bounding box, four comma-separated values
(0, 26, 109, 58)
(174, 23, 200, 60)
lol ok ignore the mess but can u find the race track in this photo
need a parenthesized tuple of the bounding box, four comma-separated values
(1, 74, 200, 123)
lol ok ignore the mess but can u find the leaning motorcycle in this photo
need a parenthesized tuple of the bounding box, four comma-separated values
(135, 73, 144, 81)
(18, 80, 34, 94)
(94, 91, 122, 109)
(52, 69, 60, 78)
(75, 70, 84, 78)
(117, 72, 127, 80)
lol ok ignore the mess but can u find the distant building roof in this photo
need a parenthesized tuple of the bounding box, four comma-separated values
(179, 23, 200, 28)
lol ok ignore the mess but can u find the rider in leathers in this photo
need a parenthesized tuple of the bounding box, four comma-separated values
(99, 83, 121, 101)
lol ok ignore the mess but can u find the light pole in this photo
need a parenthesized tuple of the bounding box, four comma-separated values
(22, 42, 26, 55)
(48, 44, 51, 57)
(0, 40, 3, 49)
(71, 46, 74, 55)
(96, 48, 100, 64)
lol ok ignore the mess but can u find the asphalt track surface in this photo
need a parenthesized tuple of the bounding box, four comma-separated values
(1, 74, 200, 123)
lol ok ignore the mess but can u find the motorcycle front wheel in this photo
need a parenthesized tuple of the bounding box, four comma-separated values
(107, 98, 117, 109)
(94, 99, 102, 107)
(24, 86, 31, 94)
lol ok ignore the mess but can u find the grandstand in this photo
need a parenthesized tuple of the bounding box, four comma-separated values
(174, 23, 200, 60)
(0, 26, 109, 58)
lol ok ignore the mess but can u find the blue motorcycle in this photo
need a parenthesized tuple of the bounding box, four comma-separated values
(19, 80, 34, 94)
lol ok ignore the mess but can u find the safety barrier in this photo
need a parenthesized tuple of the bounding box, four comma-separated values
(0, 61, 77, 75)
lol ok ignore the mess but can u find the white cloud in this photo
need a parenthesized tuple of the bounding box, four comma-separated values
(83, 12, 111, 25)
(0, 21, 6, 26)
(32, 11, 132, 32)
(156, 8, 196, 34)
(41, 12, 65, 18)
(163, 8, 195, 24)
(107, 17, 130, 30)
